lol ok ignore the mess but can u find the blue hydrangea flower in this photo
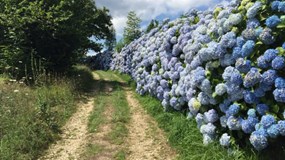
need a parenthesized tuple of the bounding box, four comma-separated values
(278, 2, 285, 12)
(265, 15, 281, 28)
(244, 90, 259, 104)
(257, 56, 269, 69)
(272, 1, 280, 11)
(256, 104, 269, 115)
(272, 56, 285, 70)
(236, 37, 245, 48)
(247, 18, 261, 29)
(220, 32, 236, 48)
(273, 88, 285, 102)
(250, 131, 268, 151)
(219, 133, 231, 147)
(248, 109, 257, 117)
(247, 2, 262, 19)
(226, 104, 240, 116)
(282, 42, 285, 49)
(219, 99, 231, 113)
(204, 109, 219, 123)
(242, 29, 258, 40)
(267, 124, 279, 138)
(243, 68, 261, 88)
(259, 28, 275, 45)
(241, 40, 255, 57)
(254, 87, 266, 98)
(215, 83, 227, 96)
(264, 49, 278, 62)
(242, 117, 258, 134)
(227, 116, 242, 130)
(203, 134, 215, 145)
(275, 77, 285, 89)
(261, 69, 277, 85)
(200, 123, 216, 135)
(220, 115, 228, 128)
(195, 113, 204, 128)
(277, 120, 285, 136)
(235, 58, 251, 73)
(261, 115, 276, 129)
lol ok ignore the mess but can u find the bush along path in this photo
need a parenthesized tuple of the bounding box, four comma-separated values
(39, 71, 176, 160)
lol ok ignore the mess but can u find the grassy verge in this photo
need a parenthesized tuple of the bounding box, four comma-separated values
(0, 65, 94, 160)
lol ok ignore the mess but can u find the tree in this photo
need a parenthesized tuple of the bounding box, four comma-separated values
(105, 26, 116, 51)
(115, 39, 125, 53)
(0, 0, 113, 77)
(123, 11, 141, 45)
(145, 19, 159, 33)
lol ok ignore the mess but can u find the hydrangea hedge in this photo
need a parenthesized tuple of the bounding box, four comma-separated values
(111, 0, 285, 151)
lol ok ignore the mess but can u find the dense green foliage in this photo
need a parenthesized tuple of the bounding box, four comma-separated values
(0, 0, 113, 78)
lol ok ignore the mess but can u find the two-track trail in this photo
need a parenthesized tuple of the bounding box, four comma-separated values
(39, 71, 176, 160)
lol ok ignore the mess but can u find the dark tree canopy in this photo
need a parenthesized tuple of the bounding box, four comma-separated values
(0, 0, 114, 77)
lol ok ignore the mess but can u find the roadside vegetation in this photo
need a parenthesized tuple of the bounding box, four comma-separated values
(0, 65, 93, 160)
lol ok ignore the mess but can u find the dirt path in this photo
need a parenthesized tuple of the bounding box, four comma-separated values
(39, 71, 176, 160)
(39, 99, 94, 160)
(125, 90, 177, 160)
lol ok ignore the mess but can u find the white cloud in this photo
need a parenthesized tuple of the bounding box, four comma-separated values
(96, 0, 225, 40)
(111, 16, 127, 38)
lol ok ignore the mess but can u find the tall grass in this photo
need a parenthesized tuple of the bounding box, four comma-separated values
(0, 65, 94, 160)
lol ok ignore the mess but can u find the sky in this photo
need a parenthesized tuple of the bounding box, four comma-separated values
(96, 0, 229, 41)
